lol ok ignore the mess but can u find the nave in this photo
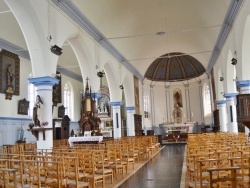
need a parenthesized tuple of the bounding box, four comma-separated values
(118, 144, 186, 188)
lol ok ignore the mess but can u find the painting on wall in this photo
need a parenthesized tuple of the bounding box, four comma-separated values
(52, 71, 61, 106)
(134, 76, 140, 114)
(0, 49, 20, 98)
(173, 89, 183, 107)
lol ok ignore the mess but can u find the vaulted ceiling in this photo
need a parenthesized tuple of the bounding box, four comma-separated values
(0, 0, 244, 85)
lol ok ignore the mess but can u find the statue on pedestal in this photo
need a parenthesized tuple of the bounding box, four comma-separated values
(173, 104, 183, 124)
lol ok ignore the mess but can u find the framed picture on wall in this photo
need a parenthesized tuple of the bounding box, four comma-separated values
(0, 49, 20, 96)
(18, 98, 30, 115)
(52, 71, 61, 105)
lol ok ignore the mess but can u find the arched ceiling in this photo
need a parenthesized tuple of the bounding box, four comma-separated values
(0, 0, 244, 85)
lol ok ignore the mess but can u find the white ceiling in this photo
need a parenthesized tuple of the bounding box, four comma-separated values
(0, 0, 236, 84)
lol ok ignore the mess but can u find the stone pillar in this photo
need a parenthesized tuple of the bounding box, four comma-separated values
(110, 101, 123, 138)
(28, 76, 59, 150)
(126, 106, 135, 136)
(236, 80, 250, 135)
(215, 100, 227, 132)
(224, 93, 238, 133)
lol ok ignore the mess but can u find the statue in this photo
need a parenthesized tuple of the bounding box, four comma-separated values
(33, 95, 43, 126)
(173, 104, 183, 124)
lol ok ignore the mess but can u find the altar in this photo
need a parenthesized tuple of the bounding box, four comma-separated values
(159, 122, 197, 134)
(68, 136, 103, 147)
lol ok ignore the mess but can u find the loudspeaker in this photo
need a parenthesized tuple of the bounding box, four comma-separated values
(231, 58, 237, 65)
(51, 45, 62, 56)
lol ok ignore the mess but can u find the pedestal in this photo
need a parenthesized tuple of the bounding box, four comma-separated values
(28, 128, 53, 141)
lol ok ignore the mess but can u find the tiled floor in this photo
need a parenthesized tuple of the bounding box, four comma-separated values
(118, 143, 186, 188)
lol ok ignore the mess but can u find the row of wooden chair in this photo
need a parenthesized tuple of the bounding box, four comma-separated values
(186, 132, 250, 188)
(0, 135, 161, 187)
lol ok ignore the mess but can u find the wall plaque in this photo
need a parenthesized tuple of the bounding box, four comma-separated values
(18, 98, 29, 115)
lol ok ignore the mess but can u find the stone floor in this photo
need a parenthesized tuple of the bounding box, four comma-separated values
(97, 143, 187, 188)
(119, 143, 186, 188)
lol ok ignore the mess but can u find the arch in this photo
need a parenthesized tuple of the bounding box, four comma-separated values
(123, 74, 135, 107)
(242, 15, 250, 79)
(5, 1, 78, 77)
(103, 63, 120, 102)
(225, 50, 237, 93)
(217, 69, 225, 100)
(63, 81, 74, 119)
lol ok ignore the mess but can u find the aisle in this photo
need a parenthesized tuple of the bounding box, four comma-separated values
(118, 144, 186, 188)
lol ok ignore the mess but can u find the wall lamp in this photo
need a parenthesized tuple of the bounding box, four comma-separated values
(50, 45, 62, 56)
(119, 84, 124, 89)
(231, 58, 237, 65)
(97, 71, 105, 78)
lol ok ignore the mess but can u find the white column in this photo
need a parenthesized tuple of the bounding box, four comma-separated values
(224, 93, 238, 133)
(28, 76, 59, 150)
(126, 106, 135, 136)
(110, 101, 123, 138)
(184, 84, 191, 121)
(236, 80, 250, 135)
(216, 100, 227, 132)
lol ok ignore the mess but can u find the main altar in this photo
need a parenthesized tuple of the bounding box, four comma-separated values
(159, 122, 198, 134)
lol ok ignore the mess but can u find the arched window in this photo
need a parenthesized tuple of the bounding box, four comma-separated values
(28, 83, 37, 117)
(64, 83, 72, 118)
(143, 91, 149, 118)
(203, 83, 212, 116)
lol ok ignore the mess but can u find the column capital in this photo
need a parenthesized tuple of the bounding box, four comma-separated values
(223, 93, 238, 98)
(109, 101, 123, 106)
(216, 100, 226, 105)
(28, 76, 59, 86)
(126, 106, 135, 111)
(236, 80, 250, 88)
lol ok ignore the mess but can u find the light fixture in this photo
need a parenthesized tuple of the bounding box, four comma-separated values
(119, 84, 124, 89)
(156, 31, 165, 36)
(50, 45, 62, 56)
(97, 71, 105, 78)
(220, 77, 224, 81)
(231, 58, 237, 65)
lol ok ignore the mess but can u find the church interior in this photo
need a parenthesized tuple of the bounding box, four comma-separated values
(1, 0, 250, 187)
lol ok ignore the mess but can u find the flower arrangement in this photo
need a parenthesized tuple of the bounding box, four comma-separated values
(28, 121, 48, 129)
(41, 121, 49, 127)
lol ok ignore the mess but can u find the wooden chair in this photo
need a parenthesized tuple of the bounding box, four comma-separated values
(85, 152, 105, 188)
(66, 157, 89, 188)
(107, 149, 125, 180)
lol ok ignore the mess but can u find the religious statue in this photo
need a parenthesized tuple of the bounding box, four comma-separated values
(172, 104, 183, 124)
(19, 125, 24, 140)
(33, 95, 43, 126)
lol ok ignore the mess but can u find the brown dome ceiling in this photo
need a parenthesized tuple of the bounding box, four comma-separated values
(144, 52, 205, 82)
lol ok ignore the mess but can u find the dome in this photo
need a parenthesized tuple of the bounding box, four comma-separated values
(144, 52, 205, 82)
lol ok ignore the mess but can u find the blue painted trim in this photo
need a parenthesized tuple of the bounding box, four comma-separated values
(28, 76, 59, 86)
(216, 100, 226, 105)
(90, 93, 102, 99)
(36, 89, 53, 92)
(126, 106, 135, 111)
(224, 93, 238, 98)
(109, 101, 123, 106)
(70, 121, 79, 124)
(236, 80, 250, 88)
(0, 117, 32, 121)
